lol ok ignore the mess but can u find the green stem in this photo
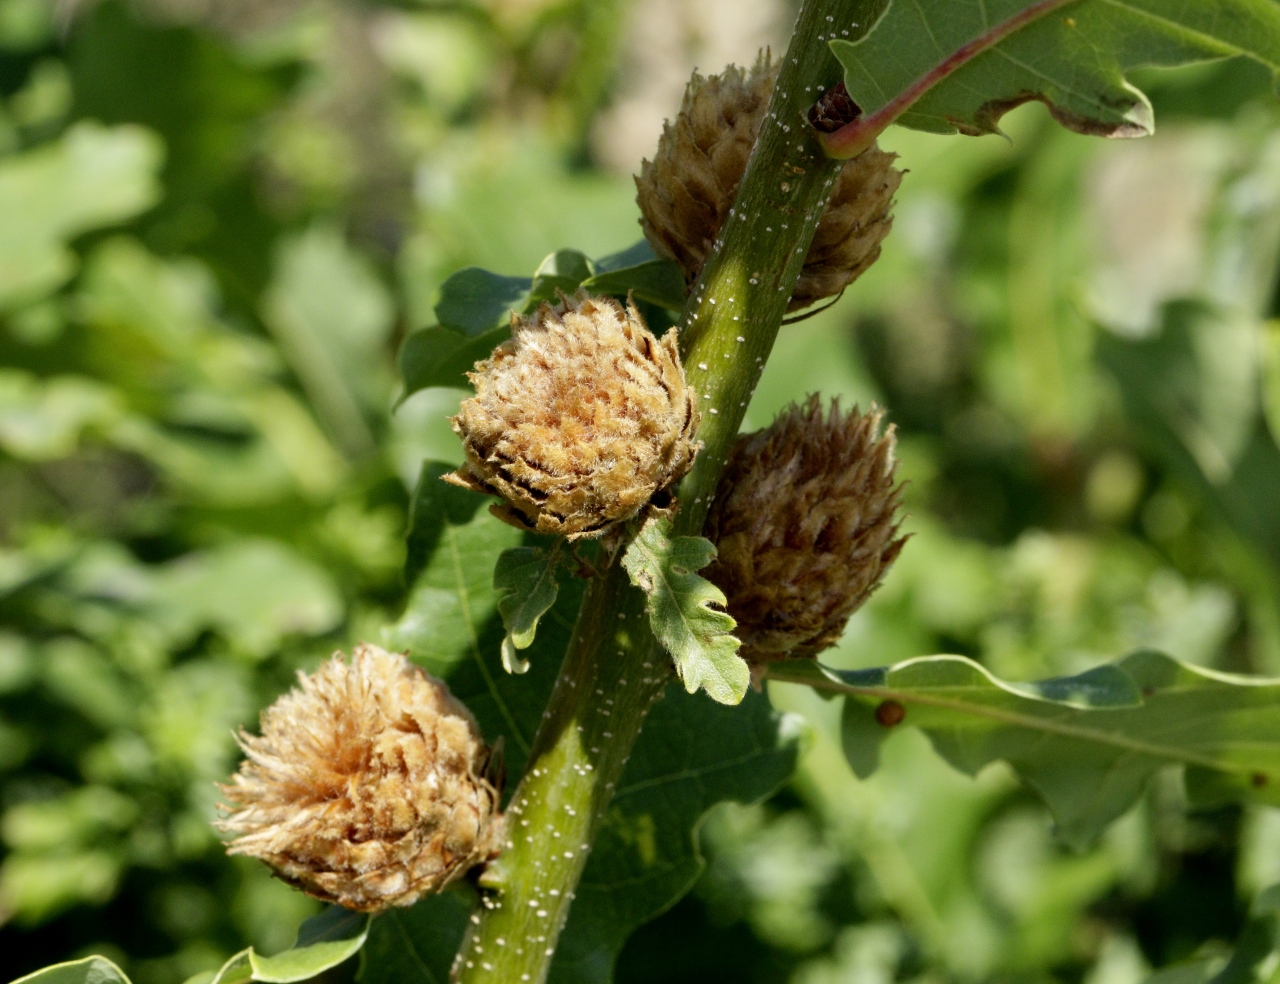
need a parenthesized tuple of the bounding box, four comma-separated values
(451, 2, 877, 979)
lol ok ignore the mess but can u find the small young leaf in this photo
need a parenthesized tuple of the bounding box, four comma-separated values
(621, 517, 748, 706)
(772, 650, 1280, 849)
(494, 544, 562, 674)
(9, 956, 131, 984)
(206, 908, 370, 984)
(527, 248, 594, 308)
(249, 908, 370, 982)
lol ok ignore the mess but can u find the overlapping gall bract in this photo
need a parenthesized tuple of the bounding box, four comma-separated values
(705, 397, 906, 664)
(636, 54, 902, 312)
(218, 644, 502, 912)
(446, 292, 700, 539)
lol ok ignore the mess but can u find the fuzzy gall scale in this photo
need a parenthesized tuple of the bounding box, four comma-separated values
(218, 644, 501, 912)
(635, 55, 902, 312)
(446, 292, 700, 539)
(704, 397, 907, 664)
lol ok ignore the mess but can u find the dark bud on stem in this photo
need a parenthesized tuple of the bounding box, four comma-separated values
(808, 81, 861, 133)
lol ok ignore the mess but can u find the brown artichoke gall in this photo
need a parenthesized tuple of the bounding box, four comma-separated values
(635, 55, 903, 312)
(217, 644, 501, 912)
(704, 397, 907, 664)
(445, 292, 700, 539)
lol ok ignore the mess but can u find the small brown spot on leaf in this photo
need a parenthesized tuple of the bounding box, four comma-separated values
(875, 700, 905, 727)
(1252, 772, 1268, 788)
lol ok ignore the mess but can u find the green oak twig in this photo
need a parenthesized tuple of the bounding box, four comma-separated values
(449, 1, 878, 980)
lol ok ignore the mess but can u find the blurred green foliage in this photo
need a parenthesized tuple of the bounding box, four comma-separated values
(0, 0, 1279, 982)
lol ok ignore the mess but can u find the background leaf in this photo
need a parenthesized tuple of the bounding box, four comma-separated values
(260, 225, 393, 458)
(1099, 308, 1280, 570)
(1144, 883, 1280, 984)
(0, 122, 161, 310)
(622, 518, 748, 706)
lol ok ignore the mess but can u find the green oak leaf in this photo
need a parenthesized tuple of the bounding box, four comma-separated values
(830, 0, 1280, 140)
(374, 482, 800, 984)
(494, 545, 562, 675)
(621, 517, 748, 706)
(528, 248, 595, 308)
(592, 240, 656, 272)
(400, 460, 499, 589)
(581, 260, 686, 312)
(587, 240, 686, 310)
(359, 889, 474, 984)
(396, 324, 507, 400)
(434, 266, 534, 337)
(549, 692, 805, 984)
(194, 907, 370, 984)
(9, 956, 131, 984)
(769, 650, 1280, 849)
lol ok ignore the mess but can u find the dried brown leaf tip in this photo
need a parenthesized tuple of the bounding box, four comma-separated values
(446, 291, 700, 539)
(217, 644, 501, 912)
(704, 397, 907, 665)
(636, 54, 902, 312)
